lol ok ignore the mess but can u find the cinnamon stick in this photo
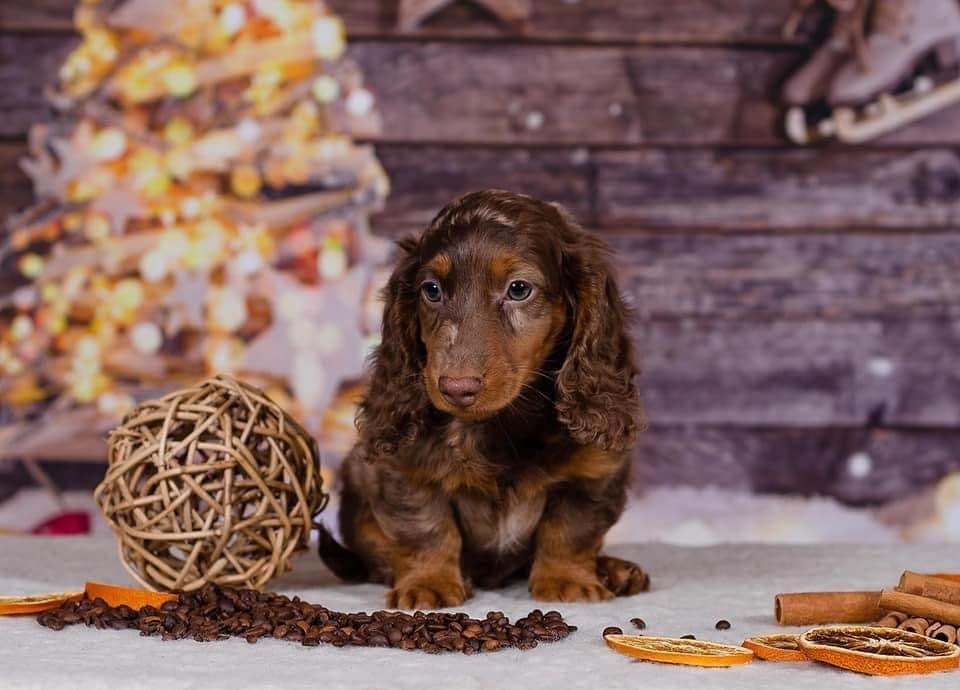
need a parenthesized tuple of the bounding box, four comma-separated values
(775, 591, 883, 626)
(925, 577, 960, 606)
(898, 570, 926, 595)
(899, 617, 930, 634)
(932, 573, 960, 584)
(897, 570, 960, 592)
(876, 611, 908, 628)
(926, 623, 958, 645)
(879, 590, 960, 627)
(898, 571, 960, 605)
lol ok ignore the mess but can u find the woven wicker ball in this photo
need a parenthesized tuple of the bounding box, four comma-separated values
(96, 375, 327, 592)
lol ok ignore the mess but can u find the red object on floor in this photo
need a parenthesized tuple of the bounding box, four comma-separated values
(30, 511, 91, 535)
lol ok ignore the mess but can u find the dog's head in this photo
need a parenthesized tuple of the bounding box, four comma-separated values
(358, 190, 640, 460)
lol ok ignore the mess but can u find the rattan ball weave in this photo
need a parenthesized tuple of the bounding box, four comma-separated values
(96, 375, 327, 592)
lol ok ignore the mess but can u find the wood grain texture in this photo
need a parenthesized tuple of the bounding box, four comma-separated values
(9, 141, 960, 232)
(0, 33, 70, 139)
(374, 145, 593, 224)
(8, 32, 960, 145)
(5, 140, 960, 321)
(2, 3, 960, 500)
(381, 145, 960, 230)
(610, 232, 960, 321)
(636, 426, 960, 506)
(0, 143, 32, 221)
(1, 0, 814, 45)
(637, 318, 960, 427)
(8, 141, 960, 233)
(595, 148, 960, 230)
(0, 33, 773, 142)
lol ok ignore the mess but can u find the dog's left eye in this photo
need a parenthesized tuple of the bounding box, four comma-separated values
(421, 281, 443, 302)
(506, 280, 533, 301)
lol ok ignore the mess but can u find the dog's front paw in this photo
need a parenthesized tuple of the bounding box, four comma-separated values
(529, 573, 614, 602)
(597, 555, 650, 596)
(387, 576, 468, 610)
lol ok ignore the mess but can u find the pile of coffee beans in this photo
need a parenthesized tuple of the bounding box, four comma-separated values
(36, 583, 576, 655)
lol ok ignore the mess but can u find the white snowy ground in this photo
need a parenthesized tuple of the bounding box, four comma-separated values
(3, 535, 960, 690)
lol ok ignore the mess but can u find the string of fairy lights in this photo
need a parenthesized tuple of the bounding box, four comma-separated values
(1, 0, 390, 441)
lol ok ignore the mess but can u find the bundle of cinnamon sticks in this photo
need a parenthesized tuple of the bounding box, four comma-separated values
(776, 571, 960, 644)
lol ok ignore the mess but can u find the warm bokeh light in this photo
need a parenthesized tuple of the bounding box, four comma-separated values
(1, 0, 390, 450)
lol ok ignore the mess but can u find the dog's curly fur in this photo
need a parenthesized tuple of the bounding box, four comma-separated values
(319, 190, 648, 608)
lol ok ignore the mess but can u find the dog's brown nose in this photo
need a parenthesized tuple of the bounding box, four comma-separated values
(438, 376, 483, 407)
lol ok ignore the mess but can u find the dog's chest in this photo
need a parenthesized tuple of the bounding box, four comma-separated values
(441, 422, 548, 555)
(454, 485, 546, 556)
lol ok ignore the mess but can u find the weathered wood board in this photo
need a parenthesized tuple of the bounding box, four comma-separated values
(594, 148, 960, 230)
(2, 0, 817, 44)
(635, 426, 960, 506)
(378, 145, 960, 230)
(2, 0, 960, 505)
(8, 142, 960, 233)
(5, 32, 960, 145)
(637, 318, 960, 427)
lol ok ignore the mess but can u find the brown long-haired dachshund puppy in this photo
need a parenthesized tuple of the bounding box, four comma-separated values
(319, 189, 648, 608)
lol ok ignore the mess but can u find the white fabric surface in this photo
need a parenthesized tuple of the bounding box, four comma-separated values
(2, 536, 958, 689)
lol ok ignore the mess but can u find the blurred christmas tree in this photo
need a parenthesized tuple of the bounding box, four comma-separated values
(0, 0, 391, 463)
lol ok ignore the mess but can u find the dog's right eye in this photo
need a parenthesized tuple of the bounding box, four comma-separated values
(421, 281, 443, 303)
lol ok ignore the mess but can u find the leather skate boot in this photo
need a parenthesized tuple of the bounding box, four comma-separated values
(781, 0, 873, 143)
(828, 0, 960, 141)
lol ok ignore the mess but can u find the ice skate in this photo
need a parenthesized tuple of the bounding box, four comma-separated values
(828, 0, 960, 142)
(781, 0, 872, 144)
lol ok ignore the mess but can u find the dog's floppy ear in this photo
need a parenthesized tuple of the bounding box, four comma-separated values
(356, 236, 429, 462)
(553, 209, 642, 452)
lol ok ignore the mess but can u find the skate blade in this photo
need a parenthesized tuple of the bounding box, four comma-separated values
(834, 79, 960, 144)
(785, 107, 835, 145)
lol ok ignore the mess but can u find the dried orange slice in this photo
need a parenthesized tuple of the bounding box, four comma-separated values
(0, 591, 83, 616)
(742, 633, 808, 662)
(604, 634, 754, 667)
(799, 626, 960, 676)
(84, 581, 177, 609)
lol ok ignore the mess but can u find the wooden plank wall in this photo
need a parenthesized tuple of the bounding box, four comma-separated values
(2, 0, 959, 506)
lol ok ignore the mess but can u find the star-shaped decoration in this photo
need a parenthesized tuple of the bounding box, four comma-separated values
(19, 123, 100, 201)
(161, 269, 210, 336)
(397, 0, 532, 32)
(90, 183, 143, 233)
(241, 266, 372, 426)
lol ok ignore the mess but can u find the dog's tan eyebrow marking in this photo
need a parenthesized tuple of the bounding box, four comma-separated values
(489, 250, 526, 284)
(427, 253, 452, 278)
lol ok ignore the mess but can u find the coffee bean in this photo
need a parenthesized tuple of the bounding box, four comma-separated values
(680, 634, 696, 640)
(630, 617, 646, 630)
(37, 613, 65, 631)
(602, 626, 623, 637)
(34, 583, 576, 655)
(715, 619, 731, 631)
